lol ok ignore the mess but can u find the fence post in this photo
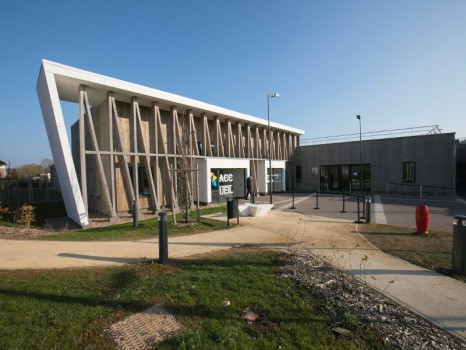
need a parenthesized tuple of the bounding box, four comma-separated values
(45, 178, 49, 202)
(420, 185, 423, 203)
(290, 191, 296, 209)
(314, 191, 320, 210)
(28, 176, 32, 204)
(340, 194, 346, 213)
(386, 182, 389, 195)
(361, 196, 366, 219)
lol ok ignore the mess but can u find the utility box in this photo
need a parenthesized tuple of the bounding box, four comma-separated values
(452, 215, 466, 275)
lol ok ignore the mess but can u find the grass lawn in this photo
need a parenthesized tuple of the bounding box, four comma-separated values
(39, 205, 228, 241)
(0, 250, 386, 350)
(359, 223, 466, 283)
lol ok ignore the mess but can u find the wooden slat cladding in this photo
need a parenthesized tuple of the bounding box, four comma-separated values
(77, 94, 299, 217)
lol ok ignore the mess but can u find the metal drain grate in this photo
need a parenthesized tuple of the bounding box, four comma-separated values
(108, 305, 184, 349)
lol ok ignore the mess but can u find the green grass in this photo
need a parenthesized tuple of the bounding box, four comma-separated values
(40, 205, 228, 241)
(389, 251, 466, 283)
(359, 223, 466, 283)
(0, 250, 386, 350)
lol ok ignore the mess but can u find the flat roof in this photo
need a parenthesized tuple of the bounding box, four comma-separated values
(40, 60, 304, 135)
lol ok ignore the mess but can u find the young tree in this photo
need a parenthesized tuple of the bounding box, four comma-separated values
(40, 158, 54, 173)
(176, 113, 192, 223)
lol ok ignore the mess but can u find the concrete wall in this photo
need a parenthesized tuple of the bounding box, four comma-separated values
(296, 133, 456, 193)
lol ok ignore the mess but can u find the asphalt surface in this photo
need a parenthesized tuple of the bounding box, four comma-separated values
(252, 192, 466, 232)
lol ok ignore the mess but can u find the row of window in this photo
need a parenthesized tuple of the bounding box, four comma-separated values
(296, 162, 416, 184)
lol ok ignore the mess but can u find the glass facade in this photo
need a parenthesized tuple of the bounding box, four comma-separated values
(267, 168, 283, 192)
(320, 164, 370, 192)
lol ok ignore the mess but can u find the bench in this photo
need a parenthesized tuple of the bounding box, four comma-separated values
(237, 203, 274, 217)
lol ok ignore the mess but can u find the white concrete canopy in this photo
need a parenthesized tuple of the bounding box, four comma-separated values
(36, 60, 304, 226)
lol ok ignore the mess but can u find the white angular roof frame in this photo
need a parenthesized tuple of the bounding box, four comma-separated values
(36, 60, 304, 226)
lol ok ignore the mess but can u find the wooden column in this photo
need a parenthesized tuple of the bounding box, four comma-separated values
(236, 121, 243, 158)
(246, 124, 251, 158)
(255, 126, 260, 159)
(262, 128, 267, 159)
(227, 119, 235, 157)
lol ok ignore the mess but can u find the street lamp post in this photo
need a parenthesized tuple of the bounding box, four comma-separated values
(356, 115, 362, 193)
(267, 93, 279, 204)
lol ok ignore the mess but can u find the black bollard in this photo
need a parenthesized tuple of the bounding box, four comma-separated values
(291, 191, 296, 209)
(158, 211, 168, 264)
(314, 191, 320, 210)
(340, 194, 346, 213)
(132, 200, 139, 228)
(355, 197, 363, 223)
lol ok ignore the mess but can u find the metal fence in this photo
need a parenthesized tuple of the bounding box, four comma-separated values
(386, 182, 456, 200)
(0, 177, 62, 206)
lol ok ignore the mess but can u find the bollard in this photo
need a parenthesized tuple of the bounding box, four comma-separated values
(355, 197, 363, 223)
(158, 211, 168, 264)
(452, 215, 466, 275)
(361, 196, 366, 219)
(290, 191, 296, 209)
(314, 191, 320, 210)
(365, 198, 371, 224)
(132, 200, 139, 228)
(340, 195, 346, 213)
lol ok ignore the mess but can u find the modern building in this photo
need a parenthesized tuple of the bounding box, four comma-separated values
(457, 138, 466, 192)
(37, 60, 304, 227)
(295, 132, 457, 194)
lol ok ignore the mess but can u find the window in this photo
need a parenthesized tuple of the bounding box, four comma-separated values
(296, 166, 302, 183)
(129, 166, 153, 195)
(403, 162, 415, 183)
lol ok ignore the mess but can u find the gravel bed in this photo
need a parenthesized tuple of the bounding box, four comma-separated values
(281, 250, 466, 350)
(0, 225, 49, 239)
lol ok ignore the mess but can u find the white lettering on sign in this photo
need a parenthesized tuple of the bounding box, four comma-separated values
(219, 174, 233, 183)
(219, 185, 233, 195)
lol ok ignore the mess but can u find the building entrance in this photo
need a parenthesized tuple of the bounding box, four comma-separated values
(320, 164, 371, 192)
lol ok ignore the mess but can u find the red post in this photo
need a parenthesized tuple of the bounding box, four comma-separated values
(415, 205, 430, 235)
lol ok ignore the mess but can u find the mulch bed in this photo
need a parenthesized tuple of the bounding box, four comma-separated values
(281, 250, 466, 349)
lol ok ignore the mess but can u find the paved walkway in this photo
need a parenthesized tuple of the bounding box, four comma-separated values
(1, 210, 465, 342)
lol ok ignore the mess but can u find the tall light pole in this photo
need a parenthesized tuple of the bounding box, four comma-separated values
(356, 115, 362, 193)
(268, 93, 279, 204)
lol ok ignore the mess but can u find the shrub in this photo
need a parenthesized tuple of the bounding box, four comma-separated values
(0, 206, 9, 221)
(16, 204, 36, 229)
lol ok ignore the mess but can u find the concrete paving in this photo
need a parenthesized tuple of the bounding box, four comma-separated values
(1, 208, 466, 342)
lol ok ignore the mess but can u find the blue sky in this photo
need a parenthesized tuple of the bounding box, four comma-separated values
(1, 0, 466, 166)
